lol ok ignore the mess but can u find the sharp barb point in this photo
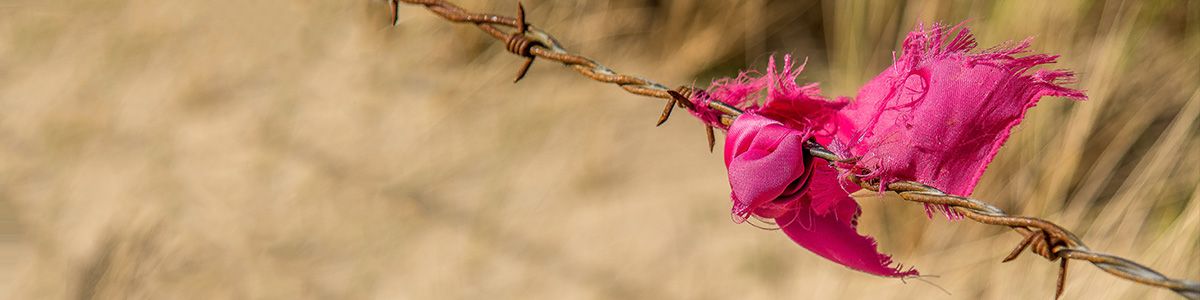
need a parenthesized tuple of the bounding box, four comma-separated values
(657, 99, 675, 126)
(1056, 258, 1069, 299)
(706, 125, 716, 152)
(516, 2, 527, 32)
(389, 0, 399, 26)
(514, 58, 534, 83)
(1003, 232, 1038, 263)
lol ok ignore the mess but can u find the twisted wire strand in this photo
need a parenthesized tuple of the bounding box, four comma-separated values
(394, 0, 742, 126)
(392, 1, 1200, 298)
(807, 144, 1200, 299)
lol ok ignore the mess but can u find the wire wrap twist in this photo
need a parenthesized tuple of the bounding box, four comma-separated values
(391, 1, 1200, 298)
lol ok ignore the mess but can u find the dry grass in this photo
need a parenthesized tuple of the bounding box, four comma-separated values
(0, 0, 1196, 299)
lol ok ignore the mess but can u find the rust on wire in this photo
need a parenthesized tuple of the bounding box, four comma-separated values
(808, 142, 1200, 299)
(505, 3, 541, 82)
(390, 0, 741, 126)
(391, 1, 1200, 299)
(666, 87, 716, 151)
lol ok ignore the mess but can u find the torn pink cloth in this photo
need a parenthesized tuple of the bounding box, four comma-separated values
(720, 56, 915, 277)
(831, 24, 1086, 217)
(709, 23, 1085, 278)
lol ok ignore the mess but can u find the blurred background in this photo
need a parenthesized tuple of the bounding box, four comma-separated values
(0, 0, 1197, 299)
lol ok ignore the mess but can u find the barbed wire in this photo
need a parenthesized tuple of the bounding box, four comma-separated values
(390, 0, 1200, 298)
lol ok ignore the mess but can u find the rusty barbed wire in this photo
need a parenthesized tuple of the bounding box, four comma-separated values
(805, 143, 1200, 299)
(390, 0, 741, 126)
(390, 1, 1200, 299)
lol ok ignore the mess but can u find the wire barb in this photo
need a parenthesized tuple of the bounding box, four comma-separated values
(1001, 229, 1072, 298)
(665, 87, 714, 151)
(392, 1, 1200, 298)
(389, 0, 400, 26)
(660, 89, 690, 125)
(705, 125, 716, 152)
(506, 2, 541, 82)
(807, 139, 1199, 299)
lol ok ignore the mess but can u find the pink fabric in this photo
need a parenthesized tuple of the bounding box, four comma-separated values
(692, 56, 846, 130)
(720, 57, 912, 277)
(778, 163, 917, 277)
(710, 24, 1085, 278)
(832, 24, 1086, 217)
(724, 113, 813, 221)
(684, 89, 726, 128)
(725, 113, 914, 277)
(721, 56, 844, 220)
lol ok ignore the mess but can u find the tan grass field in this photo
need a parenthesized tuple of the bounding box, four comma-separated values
(0, 0, 1197, 299)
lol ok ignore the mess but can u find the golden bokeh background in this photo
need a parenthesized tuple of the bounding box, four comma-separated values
(0, 0, 1196, 299)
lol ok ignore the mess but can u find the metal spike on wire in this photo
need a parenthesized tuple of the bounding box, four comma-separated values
(389, 0, 1200, 298)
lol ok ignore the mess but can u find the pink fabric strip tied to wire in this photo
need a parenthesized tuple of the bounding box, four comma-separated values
(707, 23, 1086, 277)
(394, 1, 1200, 295)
